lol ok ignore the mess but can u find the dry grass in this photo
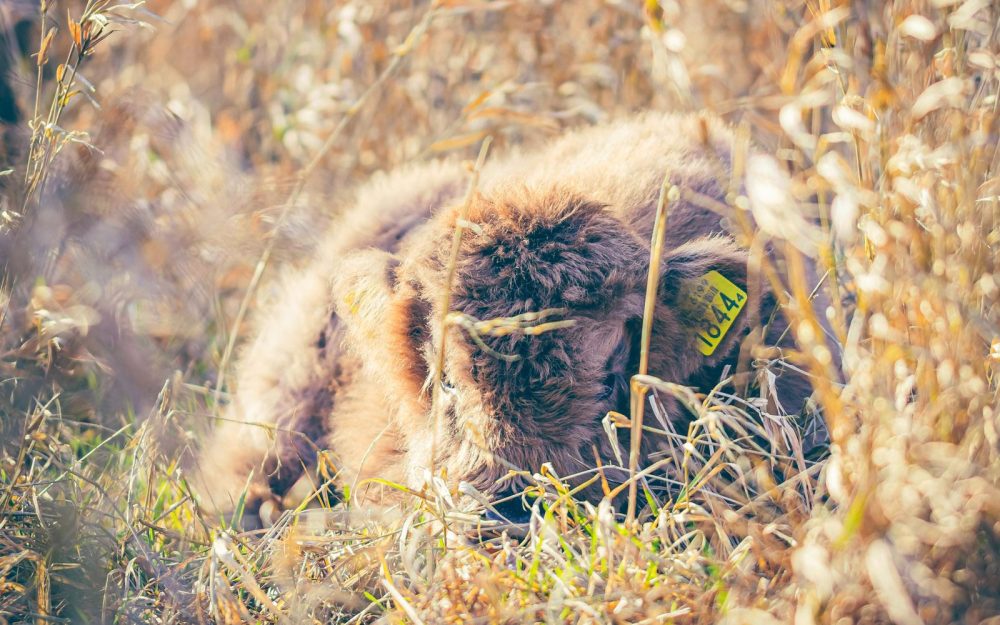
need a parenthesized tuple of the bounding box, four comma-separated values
(0, 0, 997, 623)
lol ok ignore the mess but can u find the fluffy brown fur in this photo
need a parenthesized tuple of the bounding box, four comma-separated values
(192, 113, 829, 521)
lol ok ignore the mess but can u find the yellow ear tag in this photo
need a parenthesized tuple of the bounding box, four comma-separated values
(679, 270, 747, 356)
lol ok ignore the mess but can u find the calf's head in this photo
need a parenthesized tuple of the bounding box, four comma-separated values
(333, 188, 752, 499)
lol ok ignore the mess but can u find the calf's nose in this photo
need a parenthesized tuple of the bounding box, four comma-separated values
(485, 489, 533, 524)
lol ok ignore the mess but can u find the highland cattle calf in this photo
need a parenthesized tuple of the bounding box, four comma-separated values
(193, 113, 831, 526)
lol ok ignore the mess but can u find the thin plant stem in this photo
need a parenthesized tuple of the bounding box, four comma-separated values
(626, 176, 678, 526)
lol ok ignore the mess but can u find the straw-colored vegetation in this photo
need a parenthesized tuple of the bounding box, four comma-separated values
(0, 0, 997, 623)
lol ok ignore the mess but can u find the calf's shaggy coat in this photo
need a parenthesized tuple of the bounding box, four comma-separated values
(193, 113, 824, 520)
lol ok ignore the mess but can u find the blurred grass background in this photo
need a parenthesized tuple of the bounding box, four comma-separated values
(0, 0, 997, 623)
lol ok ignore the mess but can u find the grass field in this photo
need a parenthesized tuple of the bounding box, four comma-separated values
(0, 0, 998, 623)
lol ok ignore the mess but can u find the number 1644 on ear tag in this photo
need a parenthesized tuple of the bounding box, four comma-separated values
(680, 270, 747, 356)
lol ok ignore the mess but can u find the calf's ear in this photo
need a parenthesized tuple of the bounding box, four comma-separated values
(331, 249, 431, 401)
(660, 236, 749, 295)
(331, 249, 399, 334)
(664, 235, 755, 361)
(630, 235, 757, 384)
